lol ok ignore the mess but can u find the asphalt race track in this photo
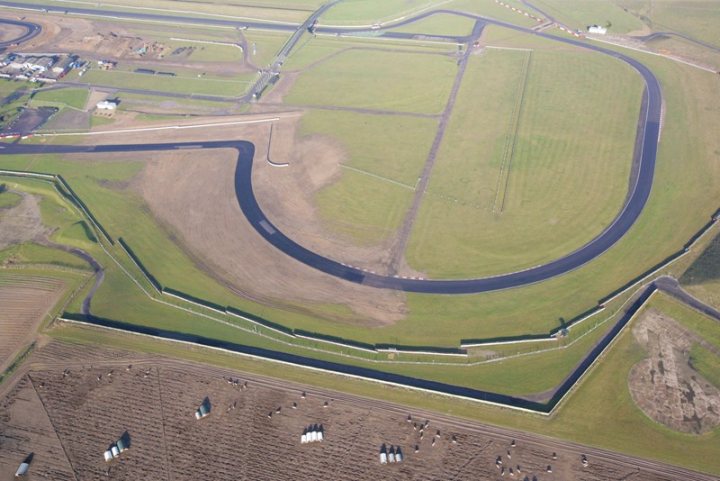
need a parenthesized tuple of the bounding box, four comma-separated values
(0, 17, 40, 50)
(0, 7, 662, 295)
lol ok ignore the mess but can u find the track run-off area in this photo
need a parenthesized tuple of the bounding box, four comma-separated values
(0, 7, 662, 294)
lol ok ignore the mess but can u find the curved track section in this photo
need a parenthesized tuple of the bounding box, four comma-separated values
(0, 18, 41, 49)
(236, 18, 662, 294)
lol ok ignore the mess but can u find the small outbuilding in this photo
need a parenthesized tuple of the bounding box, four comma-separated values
(587, 24, 607, 34)
(96, 100, 117, 110)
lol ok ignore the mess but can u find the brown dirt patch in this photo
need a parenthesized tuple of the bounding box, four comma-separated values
(0, 191, 53, 250)
(0, 24, 24, 43)
(0, 339, 687, 481)
(133, 135, 406, 325)
(628, 308, 720, 434)
(0, 274, 65, 372)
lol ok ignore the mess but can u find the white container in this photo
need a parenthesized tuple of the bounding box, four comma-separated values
(111, 446, 120, 458)
(388, 452, 396, 463)
(395, 452, 402, 463)
(301, 434, 307, 444)
(103, 451, 113, 462)
(15, 462, 29, 476)
(310, 431, 317, 442)
(317, 431, 323, 442)
(380, 452, 387, 464)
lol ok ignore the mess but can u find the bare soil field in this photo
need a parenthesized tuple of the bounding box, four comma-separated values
(0, 273, 65, 372)
(629, 308, 720, 434)
(0, 191, 53, 251)
(0, 339, 688, 481)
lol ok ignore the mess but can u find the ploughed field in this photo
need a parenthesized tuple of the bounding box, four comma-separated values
(0, 274, 65, 371)
(0, 340, 680, 481)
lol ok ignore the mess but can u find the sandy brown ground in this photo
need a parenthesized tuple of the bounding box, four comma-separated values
(0, 274, 65, 372)
(0, 24, 24, 43)
(628, 308, 720, 434)
(0, 339, 692, 481)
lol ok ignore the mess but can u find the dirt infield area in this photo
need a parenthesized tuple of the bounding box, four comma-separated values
(629, 309, 720, 434)
(0, 339, 687, 481)
(0, 274, 65, 372)
(75, 114, 407, 325)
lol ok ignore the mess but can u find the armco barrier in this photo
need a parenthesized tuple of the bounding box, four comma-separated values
(0, 168, 55, 180)
(117, 238, 163, 293)
(294, 330, 376, 354)
(225, 306, 295, 337)
(162, 287, 226, 314)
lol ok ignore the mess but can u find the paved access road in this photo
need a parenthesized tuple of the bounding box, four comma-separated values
(0, 8, 662, 295)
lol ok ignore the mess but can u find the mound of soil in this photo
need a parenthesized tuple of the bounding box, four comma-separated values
(628, 309, 720, 434)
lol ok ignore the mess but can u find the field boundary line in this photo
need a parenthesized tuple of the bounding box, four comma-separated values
(492, 49, 531, 214)
(340, 164, 415, 190)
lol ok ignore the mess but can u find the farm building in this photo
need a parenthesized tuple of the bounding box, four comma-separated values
(587, 24, 607, 34)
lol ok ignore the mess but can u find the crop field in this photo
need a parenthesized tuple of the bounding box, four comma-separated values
(405, 46, 643, 277)
(0, 273, 65, 371)
(0, 338, 710, 480)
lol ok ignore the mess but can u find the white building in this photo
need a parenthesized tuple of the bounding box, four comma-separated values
(587, 24, 607, 35)
(96, 100, 117, 110)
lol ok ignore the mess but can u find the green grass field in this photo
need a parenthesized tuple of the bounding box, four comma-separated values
(285, 35, 454, 71)
(70, 69, 253, 97)
(0, 190, 21, 209)
(681, 230, 720, 310)
(522, 0, 646, 33)
(689, 343, 720, 389)
(406, 46, 643, 278)
(31, 88, 89, 110)
(618, 0, 720, 47)
(389, 12, 477, 36)
(285, 48, 457, 114)
(298, 111, 436, 244)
